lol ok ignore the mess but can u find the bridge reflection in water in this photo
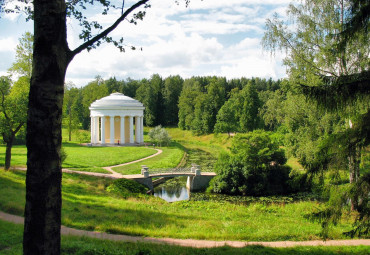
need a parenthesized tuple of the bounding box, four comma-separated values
(123, 165, 216, 198)
(153, 177, 190, 202)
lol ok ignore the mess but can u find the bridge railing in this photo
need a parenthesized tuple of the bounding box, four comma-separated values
(141, 164, 201, 177)
(149, 167, 192, 175)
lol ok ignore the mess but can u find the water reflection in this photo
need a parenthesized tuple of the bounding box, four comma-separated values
(153, 177, 190, 202)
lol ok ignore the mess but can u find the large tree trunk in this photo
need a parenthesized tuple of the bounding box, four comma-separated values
(23, 1, 71, 254)
(4, 135, 14, 170)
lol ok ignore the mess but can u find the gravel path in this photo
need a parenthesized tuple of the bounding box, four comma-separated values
(1, 211, 369, 248)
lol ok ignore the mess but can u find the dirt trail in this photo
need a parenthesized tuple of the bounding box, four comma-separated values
(1, 211, 369, 248)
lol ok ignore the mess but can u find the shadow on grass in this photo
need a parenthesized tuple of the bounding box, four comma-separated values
(61, 190, 202, 235)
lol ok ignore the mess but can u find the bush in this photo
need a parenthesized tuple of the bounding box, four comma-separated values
(148, 125, 171, 147)
(211, 130, 292, 196)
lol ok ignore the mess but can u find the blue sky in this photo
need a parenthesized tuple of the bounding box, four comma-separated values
(0, 0, 290, 87)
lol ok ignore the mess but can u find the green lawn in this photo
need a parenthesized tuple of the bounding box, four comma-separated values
(0, 143, 157, 173)
(0, 170, 357, 242)
(1, 220, 369, 255)
(113, 143, 185, 174)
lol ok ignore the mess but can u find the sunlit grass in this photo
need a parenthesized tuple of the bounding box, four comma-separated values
(1, 220, 368, 255)
(113, 143, 184, 174)
(0, 170, 356, 242)
(0, 143, 157, 173)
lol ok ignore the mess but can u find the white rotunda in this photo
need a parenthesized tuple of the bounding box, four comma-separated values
(89, 92, 145, 145)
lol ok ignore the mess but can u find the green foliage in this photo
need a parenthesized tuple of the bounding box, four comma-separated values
(63, 83, 82, 141)
(212, 130, 292, 196)
(8, 31, 33, 79)
(148, 125, 171, 147)
(309, 173, 370, 239)
(107, 178, 147, 198)
(80, 76, 109, 129)
(163, 75, 184, 126)
(136, 74, 164, 127)
(178, 76, 227, 134)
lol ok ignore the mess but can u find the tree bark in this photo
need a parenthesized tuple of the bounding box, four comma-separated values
(23, 1, 71, 254)
(4, 135, 14, 170)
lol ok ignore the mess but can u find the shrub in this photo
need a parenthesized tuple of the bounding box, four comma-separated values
(148, 125, 171, 147)
(212, 130, 292, 196)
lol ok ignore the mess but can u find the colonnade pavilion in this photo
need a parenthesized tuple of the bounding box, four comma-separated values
(89, 92, 145, 145)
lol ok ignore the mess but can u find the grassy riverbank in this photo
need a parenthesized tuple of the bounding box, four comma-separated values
(0, 170, 356, 242)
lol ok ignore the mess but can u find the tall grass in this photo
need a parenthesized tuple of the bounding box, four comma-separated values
(0, 170, 356, 242)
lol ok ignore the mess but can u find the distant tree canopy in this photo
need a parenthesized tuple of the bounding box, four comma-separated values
(64, 75, 281, 134)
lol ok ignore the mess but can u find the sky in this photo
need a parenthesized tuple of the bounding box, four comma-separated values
(0, 0, 290, 87)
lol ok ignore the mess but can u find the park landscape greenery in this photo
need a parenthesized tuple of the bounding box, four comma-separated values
(0, 0, 369, 254)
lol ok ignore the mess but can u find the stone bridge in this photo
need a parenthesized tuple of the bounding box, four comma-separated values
(123, 165, 216, 192)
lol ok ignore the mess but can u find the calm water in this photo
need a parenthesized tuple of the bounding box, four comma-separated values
(153, 177, 189, 202)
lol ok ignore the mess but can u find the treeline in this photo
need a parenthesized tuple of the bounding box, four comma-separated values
(63, 74, 281, 138)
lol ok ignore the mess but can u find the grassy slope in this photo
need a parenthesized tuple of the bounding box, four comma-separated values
(1, 220, 369, 255)
(113, 143, 184, 174)
(0, 170, 355, 242)
(0, 144, 157, 173)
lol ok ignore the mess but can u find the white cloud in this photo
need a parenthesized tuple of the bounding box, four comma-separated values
(0, 37, 16, 52)
(3, 0, 292, 86)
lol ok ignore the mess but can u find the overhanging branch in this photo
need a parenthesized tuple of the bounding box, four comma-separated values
(70, 0, 149, 60)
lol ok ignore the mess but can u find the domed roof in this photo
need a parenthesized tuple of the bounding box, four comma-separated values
(89, 92, 144, 109)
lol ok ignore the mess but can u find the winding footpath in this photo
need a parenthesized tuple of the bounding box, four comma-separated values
(64, 148, 163, 178)
(2, 149, 370, 248)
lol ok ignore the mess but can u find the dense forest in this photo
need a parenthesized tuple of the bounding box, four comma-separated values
(63, 75, 280, 133)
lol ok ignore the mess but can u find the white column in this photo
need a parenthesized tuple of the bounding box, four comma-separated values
(94, 116, 99, 144)
(101, 116, 105, 144)
(141, 116, 144, 143)
(140, 116, 144, 143)
(90, 117, 94, 144)
(129, 116, 134, 143)
(110, 116, 114, 144)
(135, 116, 140, 143)
(120, 116, 125, 145)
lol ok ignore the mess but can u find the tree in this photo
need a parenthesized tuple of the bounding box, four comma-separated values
(162, 75, 183, 125)
(178, 77, 201, 130)
(263, 0, 369, 185)
(0, 76, 29, 169)
(8, 32, 33, 79)
(214, 88, 239, 136)
(239, 80, 262, 132)
(212, 130, 291, 196)
(80, 76, 109, 129)
(0, 32, 32, 170)
(263, 0, 369, 238)
(136, 74, 164, 126)
(63, 83, 81, 141)
(2, 0, 191, 253)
